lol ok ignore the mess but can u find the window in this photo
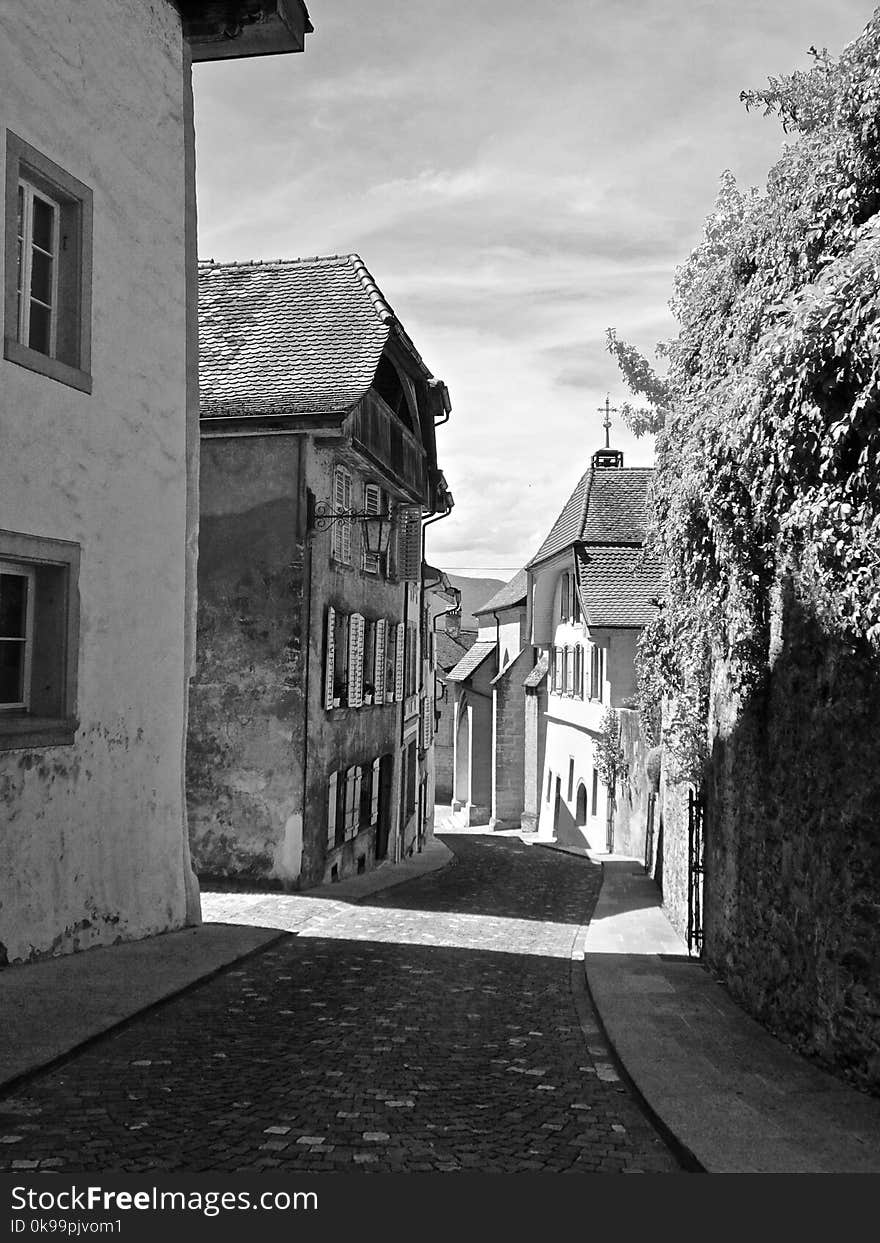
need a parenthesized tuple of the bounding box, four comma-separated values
(552, 646, 563, 694)
(568, 758, 575, 801)
(331, 465, 353, 564)
(546, 770, 553, 802)
(5, 132, 92, 392)
(564, 647, 574, 696)
(590, 644, 605, 701)
(0, 531, 80, 750)
(591, 769, 599, 817)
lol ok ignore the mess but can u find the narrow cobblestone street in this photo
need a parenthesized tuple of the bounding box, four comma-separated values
(0, 837, 681, 1174)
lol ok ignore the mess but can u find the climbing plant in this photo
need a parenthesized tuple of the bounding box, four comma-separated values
(608, 13, 880, 780)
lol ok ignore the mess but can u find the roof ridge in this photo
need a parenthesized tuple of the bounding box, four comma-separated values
(198, 254, 357, 272)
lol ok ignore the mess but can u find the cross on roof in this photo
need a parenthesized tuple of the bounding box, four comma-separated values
(597, 394, 619, 449)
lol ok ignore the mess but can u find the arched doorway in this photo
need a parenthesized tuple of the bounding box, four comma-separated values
(576, 782, 588, 827)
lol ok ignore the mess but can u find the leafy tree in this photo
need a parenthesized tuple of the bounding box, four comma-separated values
(608, 13, 880, 776)
(594, 707, 626, 794)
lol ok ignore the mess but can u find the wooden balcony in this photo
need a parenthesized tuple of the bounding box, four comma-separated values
(350, 393, 427, 501)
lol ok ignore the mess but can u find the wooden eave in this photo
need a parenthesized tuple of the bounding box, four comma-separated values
(175, 0, 312, 61)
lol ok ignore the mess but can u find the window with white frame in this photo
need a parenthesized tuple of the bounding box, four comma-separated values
(0, 532, 80, 750)
(5, 132, 93, 391)
(331, 464, 353, 564)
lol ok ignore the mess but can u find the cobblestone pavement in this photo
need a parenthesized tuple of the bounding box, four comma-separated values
(0, 836, 682, 1174)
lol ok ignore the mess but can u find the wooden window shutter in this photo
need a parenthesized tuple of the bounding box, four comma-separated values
(374, 618, 387, 702)
(394, 621, 405, 700)
(363, 483, 381, 573)
(397, 505, 422, 580)
(348, 613, 365, 707)
(347, 766, 362, 839)
(370, 757, 381, 824)
(327, 771, 338, 847)
(333, 466, 353, 563)
(324, 606, 336, 710)
(422, 693, 432, 748)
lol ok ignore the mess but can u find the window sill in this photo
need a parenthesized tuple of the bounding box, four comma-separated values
(4, 338, 92, 394)
(0, 714, 78, 750)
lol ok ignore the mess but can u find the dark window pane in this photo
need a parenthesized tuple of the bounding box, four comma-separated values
(28, 300, 51, 355)
(0, 642, 24, 705)
(0, 574, 27, 638)
(31, 195, 55, 252)
(30, 247, 53, 306)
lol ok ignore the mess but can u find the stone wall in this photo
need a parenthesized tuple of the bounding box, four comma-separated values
(613, 708, 650, 860)
(491, 649, 528, 826)
(704, 579, 880, 1095)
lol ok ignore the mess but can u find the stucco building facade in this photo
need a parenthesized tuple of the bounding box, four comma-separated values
(449, 447, 660, 853)
(0, 0, 311, 964)
(188, 255, 453, 889)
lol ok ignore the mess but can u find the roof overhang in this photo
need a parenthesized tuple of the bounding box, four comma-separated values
(177, 1, 312, 61)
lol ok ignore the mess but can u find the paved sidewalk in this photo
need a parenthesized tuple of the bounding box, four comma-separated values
(0, 839, 452, 1092)
(584, 856, 880, 1174)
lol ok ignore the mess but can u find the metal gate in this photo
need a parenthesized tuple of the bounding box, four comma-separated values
(687, 787, 705, 956)
(644, 792, 656, 873)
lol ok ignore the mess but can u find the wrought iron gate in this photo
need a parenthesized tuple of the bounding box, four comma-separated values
(644, 792, 656, 873)
(687, 787, 705, 956)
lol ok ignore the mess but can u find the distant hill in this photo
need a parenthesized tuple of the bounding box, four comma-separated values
(445, 574, 506, 633)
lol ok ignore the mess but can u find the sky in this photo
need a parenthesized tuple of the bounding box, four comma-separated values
(192, 0, 875, 580)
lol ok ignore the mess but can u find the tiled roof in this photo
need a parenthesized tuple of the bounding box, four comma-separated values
(526, 467, 653, 566)
(436, 630, 476, 674)
(575, 546, 663, 628)
(473, 568, 528, 616)
(523, 654, 548, 688)
(198, 255, 426, 419)
(446, 641, 497, 683)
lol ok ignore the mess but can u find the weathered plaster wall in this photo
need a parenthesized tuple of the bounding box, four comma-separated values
(302, 441, 407, 887)
(188, 434, 308, 887)
(0, 0, 196, 962)
(703, 580, 880, 1095)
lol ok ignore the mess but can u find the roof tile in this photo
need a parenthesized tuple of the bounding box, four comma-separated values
(199, 255, 411, 419)
(527, 467, 653, 566)
(575, 546, 663, 627)
(446, 641, 497, 683)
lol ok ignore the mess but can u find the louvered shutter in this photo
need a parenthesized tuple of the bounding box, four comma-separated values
(348, 613, 365, 707)
(324, 606, 336, 710)
(327, 772, 338, 847)
(422, 694, 432, 747)
(394, 621, 405, 701)
(363, 483, 381, 573)
(350, 767, 363, 839)
(333, 466, 353, 563)
(370, 757, 380, 824)
(374, 619, 387, 703)
(397, 505, 422, 580)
